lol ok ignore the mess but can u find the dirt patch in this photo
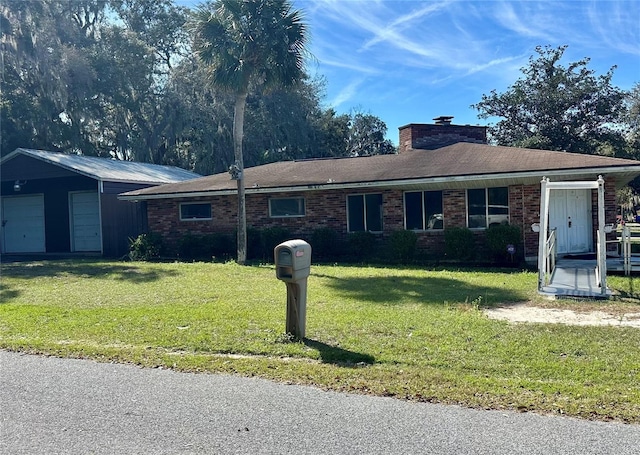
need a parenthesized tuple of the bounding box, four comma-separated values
(484, 303, 640, 328)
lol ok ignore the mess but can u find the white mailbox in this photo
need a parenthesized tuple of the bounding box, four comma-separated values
(274, 239, 312, 339)
(275, 239, 311, 282)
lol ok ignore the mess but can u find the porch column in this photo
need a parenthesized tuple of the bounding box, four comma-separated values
(537, 177, 550, 290)
(597, 175, 607, 295)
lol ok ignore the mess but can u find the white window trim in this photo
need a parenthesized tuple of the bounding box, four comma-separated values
(179, 202, 212, 221)
(347, 193, 383, 233)
(466, 188, 510, 230)
(268, 197, 306, 218)
(403, 190, 444, 231)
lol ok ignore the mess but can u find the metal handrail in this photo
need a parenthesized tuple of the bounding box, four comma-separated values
(622, 226, 632, 276)
(543, 228, 557, 286)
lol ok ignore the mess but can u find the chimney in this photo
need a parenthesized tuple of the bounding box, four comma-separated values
(398, 116, 487, 153)
(433, 115, 454, 126)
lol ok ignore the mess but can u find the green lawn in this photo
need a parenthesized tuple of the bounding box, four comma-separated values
(1, 259, 640, 423)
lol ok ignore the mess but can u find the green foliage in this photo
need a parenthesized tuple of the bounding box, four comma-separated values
(310, 227, 342, 261)
(128, 232, 164, 261)
(485, 224, 522, 263)
(347, 231, 378, 261)
(260, 227, 293, 262)
(244, 226, 294, 262)
(388, 230, 418, 262)
(444, 227, 475, 261)
(346, 111, 397, 156)
(473, 45, 627, 156)
(246, 226, 263, 260)
(178, 233, 234, 261)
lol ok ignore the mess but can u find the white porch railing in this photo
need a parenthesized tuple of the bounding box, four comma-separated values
(621, 226, 632, 276)
(543, 228, 557, 286)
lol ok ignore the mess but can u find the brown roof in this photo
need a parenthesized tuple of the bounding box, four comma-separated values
(119, 143, 640, 199)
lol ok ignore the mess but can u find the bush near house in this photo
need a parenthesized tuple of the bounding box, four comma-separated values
(387, 230, 418, 262)
(310, 227, 344, 261)
(178, 233, 235, 261)
(247, 226, 293, 262)
(128, 232, 164, 261)
(485, 224, 522, 264)
(444, 227, 475, 261)
(347, 231, 378, 261)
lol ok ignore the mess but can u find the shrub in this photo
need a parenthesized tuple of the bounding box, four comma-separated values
(261, 227, 293, 261)
(310, 227, 342, 261)
(388, 230, 418, 262)
(178, 233, 209, 260)
(444, 227, 475, 261)
(485, 224, 522, 263)
(243, 226, 293, 262)
(208, 233, 235, 259)
(347, 231, 378, 261)
(178, 233, 234, 261)
(128, 232, 164, 261)
(245, 226, 262, 260)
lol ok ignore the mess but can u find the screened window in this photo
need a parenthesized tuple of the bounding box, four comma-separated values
(269, 197, 306, 218)
(347, 194, 383, 232)
(180, 203, 212, 221)
(404, 191, 443, 230)
(467, 187, 509, 228)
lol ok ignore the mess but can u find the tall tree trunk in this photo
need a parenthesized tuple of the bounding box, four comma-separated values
(234, 91, 248, 264)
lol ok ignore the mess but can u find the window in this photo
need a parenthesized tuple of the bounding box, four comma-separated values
(404, 191, 443, 230)
(269, 197, 305, 218)
(180, 203, 212, 221)
(347, 194, 383, 232)
(467, 187, 509, 228)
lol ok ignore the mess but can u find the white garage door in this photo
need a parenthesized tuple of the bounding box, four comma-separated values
(1, 195, 46, 253)
(70, 191, 102, 252)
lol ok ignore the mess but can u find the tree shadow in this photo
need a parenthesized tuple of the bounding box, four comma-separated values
(313, 272, 527, 307)
(0, 259, 179, 284)
(0, 284, 19, 303)
(303, 338, 375, 367)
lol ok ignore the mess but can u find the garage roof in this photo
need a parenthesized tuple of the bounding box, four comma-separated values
(1, 148, 200, 184)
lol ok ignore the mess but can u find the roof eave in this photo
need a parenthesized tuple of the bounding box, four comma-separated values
(118, 165, 640, 201)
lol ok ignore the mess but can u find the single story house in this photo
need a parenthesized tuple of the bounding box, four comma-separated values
(119, 118, 640, 262)
(0, 148, 200, 257)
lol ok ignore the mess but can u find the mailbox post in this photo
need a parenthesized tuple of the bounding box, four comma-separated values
(274, 239, 311, 339)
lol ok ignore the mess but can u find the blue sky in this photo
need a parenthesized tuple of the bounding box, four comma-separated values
(180, 1, 640, 144)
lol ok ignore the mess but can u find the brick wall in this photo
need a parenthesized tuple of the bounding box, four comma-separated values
(398, 123, 488, 153)
(145, 179, 619, 260)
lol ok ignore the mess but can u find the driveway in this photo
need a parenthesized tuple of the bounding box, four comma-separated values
(1, 350, 638, 454)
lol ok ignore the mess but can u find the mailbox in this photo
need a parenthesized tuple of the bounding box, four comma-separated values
(275, 239, 311, 282)
(274, 239, 312, 339)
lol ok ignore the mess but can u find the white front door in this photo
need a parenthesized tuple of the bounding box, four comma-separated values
(549, 189, 592, 254)
(1, 194, 46, 253)
(70, 191, 102, 252)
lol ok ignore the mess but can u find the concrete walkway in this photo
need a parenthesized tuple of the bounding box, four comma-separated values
(1, 350, 639, 454)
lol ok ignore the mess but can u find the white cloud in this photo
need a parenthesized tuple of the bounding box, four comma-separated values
(329, 78, 365, 108)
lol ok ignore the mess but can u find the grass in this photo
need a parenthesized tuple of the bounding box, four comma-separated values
(1, 259, 640, 423)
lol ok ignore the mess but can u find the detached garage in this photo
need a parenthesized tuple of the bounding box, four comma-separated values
(0, 149, 200, 257)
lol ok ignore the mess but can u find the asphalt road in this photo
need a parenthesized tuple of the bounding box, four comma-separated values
(1, 350, 639, 454)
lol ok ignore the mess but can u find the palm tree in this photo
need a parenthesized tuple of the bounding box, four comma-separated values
(191, 0, 308, 264)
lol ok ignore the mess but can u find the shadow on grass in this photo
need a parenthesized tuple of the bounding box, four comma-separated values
(0, 284, 19, 303)
(303, 339, 375, 367)
(316, 273, 527, 307)
(0, 259, 179, 284)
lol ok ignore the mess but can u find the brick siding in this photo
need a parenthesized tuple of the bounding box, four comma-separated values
(398, 123, 488, 153)
(146, 179, 618, 260)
